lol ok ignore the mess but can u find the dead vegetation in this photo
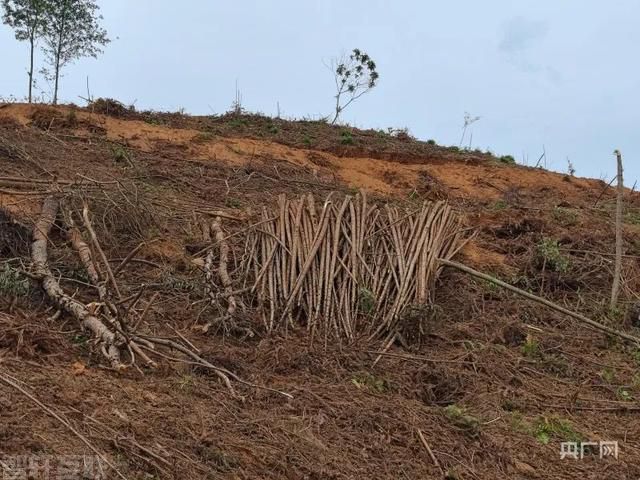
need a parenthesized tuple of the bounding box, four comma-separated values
(1, 104, 640, 479)
(242, 193, 465, 341)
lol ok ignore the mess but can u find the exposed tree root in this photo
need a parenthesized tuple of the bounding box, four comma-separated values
(32, 196, 123, 368)
(202, 217, 253, 337)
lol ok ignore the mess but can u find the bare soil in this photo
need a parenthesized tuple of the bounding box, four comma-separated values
(1, 102, 640, 479)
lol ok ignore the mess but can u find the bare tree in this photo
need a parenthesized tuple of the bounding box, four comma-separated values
(1, 0, 50, 103)
(459, 112, 480, 148)
(610, 149, 624, 310)
(40, 0, 109, 105)
(329, 48, 379, 124)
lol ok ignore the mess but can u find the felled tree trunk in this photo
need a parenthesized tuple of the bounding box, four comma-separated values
(33, 197, 123, 368)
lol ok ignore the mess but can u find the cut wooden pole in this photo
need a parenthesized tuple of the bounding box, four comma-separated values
(611, 149, 624, 310)
(439, 258, 640, 345)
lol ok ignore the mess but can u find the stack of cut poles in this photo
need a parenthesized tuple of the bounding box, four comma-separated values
(242, 193, 465, 341)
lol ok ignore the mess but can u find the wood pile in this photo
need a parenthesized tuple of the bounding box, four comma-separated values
(242, 193, 466, 341)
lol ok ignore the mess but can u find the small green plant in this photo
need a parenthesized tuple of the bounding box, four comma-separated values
(426, 139, 436, 145)
(110, 145, 129, 163)
(631, 349, 640, 366)
(498, 155, 516, 165)
(624, 210, 640, 225)
(144, 116, 162, 125)
(444, 405, 481, 435)
(358, 288, 376, 315)
(340, 130, 354, 145)
(351, 372, 387, 393)
(225, 197, 242, 208)
(490, 199, 508, 211)
(600, 367, 615, 384)
(66, 109, 78, 126)
(0, 264, 30, 296)
(617, 387, 633, 402)
(532, 416, 581, 445)
(177, 374, 195, 391)
(266, 123, 278, 134)
(552, 207, 578, 227)
(229, 118, 248, 129)
(303, 135, 312, 147)
(521, 335, 540, 359)
(482, 278, 500, 294)
(536, 238, 569, 273)
(608, 305, 624, 323)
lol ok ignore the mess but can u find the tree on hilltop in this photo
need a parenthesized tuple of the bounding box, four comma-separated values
(2, 0, 50, 102)
(40, 0, 109, 104)
(329, 48, 379, 124)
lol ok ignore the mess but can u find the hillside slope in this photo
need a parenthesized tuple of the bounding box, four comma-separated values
(1, 102, 640, 479)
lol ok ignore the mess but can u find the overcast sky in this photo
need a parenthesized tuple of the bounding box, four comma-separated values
(2, 1, 638, 184)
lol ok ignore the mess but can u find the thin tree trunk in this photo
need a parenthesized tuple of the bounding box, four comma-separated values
(610, 150, 624, 310)
(52, 16, 64, 105)
(53, 55, 61, 105)
(28, 32, 35, 103)
(331, 95, 341, 125)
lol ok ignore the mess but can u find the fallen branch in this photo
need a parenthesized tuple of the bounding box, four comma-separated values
(211, 217, 237, 317)
(82, 202, 122, 300)
(439, 258, 640, 345)
(417, 429, 444, 477)
(113, 241, 146, 276)
(32, 197, 123, 367)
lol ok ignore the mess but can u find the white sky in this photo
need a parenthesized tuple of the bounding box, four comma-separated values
(2, 1, 639, 184)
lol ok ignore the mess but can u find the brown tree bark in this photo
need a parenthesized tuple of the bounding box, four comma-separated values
(33, 197, 123, 368)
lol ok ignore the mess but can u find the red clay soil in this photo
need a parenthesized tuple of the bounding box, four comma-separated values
(1, 103, 640, 479)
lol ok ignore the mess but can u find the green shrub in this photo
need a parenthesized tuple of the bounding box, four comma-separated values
(229, 118, 249, 129)
(444, 405, 481, 436)
(532, 417, 581, 445)
(552, 207, 578, 226)
(521, 335, 540, 359)
(340, 130, 354, 145)
(490, 200, 508, 211)
(351, 372, 388, 393)
(358, 288, 376, 314)
(511, 414, 581, 444)
(536, 238, 569, 273)
(110, 145, 129, 163)
(0, 264, 30, 296)
(498, 155, 516, 165)
(426, 139, 436, 145)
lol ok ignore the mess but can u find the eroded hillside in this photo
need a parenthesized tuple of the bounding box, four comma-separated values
(1, 102, 640, 480)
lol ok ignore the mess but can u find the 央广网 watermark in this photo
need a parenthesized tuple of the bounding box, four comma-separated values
(560, 440, 618, 460)
(0, 455, 110, 479)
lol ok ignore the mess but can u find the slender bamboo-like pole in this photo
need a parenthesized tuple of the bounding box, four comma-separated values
(610, 149, 624, 310)
(439, 258, 640, 345)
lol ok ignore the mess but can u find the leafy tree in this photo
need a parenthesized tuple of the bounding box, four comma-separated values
(329, 48, 379, 124)
(1, 0, 50, 102)
(40, 0, 109, 104)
